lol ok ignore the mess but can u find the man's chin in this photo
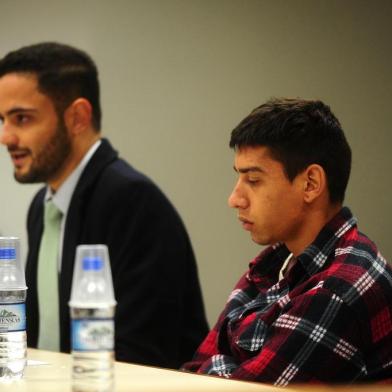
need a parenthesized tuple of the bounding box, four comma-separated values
(14, 171, 43, 184)
(250, 233, 270, 246)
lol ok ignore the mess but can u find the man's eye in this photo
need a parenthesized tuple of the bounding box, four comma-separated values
(16, 114, 29, 125)
(247, 178, 260, 185)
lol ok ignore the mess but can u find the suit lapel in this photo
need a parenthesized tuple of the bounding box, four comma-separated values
(25, 188, 46, 347)
(58, 138, 118, 351)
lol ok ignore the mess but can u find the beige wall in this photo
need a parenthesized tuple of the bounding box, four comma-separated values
(0, 0, 391, 326)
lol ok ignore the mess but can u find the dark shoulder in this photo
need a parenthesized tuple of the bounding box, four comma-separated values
(95, 156, 152, 187)
(90, 157, 180, 216)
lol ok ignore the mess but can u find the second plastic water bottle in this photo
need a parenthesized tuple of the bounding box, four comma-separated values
(69, 244, 117, 391)
(0, 237, 27, 381)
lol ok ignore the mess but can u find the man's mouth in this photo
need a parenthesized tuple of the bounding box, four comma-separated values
(9, 150, 30, 167)
(238, 216, 253, 231)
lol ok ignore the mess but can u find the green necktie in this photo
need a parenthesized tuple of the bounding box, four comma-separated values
(37, 199, 62, 351)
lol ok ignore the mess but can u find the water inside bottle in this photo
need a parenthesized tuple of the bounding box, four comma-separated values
(71, 306, 115, 392)
(0, 289, 27, 381)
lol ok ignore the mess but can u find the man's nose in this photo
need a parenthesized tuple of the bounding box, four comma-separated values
(228, 183, 248, 209)
(0, 126, 18, 147)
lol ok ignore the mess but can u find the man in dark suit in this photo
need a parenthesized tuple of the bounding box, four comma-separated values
(0, 42, 208, 368)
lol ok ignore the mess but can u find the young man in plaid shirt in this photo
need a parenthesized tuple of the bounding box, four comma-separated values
(182, 98, 392, 385)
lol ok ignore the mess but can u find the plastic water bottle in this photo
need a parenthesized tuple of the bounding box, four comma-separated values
(0, 237, 27, 381)
(69, 245, 116, 392)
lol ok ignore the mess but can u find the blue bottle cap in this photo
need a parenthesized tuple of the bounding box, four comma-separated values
(0, 248, 16, 260)
(82, 257, 103, 271)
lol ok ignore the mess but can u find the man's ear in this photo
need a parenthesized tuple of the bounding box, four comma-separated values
(302, 164, 327, 203)
(64, 98, 92, 135)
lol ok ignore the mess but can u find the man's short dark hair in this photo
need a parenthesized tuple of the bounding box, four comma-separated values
(0, 42, 101, 131)
(230, 98, 352, 203)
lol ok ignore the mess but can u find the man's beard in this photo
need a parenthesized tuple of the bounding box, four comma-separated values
(14, 121, 72, 184)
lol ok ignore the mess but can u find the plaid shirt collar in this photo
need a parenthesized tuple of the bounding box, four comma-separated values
(248, 207, 357, 286)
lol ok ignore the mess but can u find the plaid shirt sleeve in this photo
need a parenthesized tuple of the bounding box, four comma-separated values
(184, 285, 367, 385)
(181, 277, 246, 376)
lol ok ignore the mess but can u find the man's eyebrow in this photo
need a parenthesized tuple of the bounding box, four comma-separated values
(6, 107, 38, 116)
(233, 166, 265, 174)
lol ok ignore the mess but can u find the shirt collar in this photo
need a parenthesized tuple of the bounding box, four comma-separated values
(297, 206, 357, 277)
(248, 207, 357, 284)
(45, 139, 102, 214)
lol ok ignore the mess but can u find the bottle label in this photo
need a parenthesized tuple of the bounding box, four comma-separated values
(72, 319, 114, 351)
(0, 303, 26, 332)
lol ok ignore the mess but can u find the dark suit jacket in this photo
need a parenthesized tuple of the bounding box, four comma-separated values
(25, 138, 209, 368)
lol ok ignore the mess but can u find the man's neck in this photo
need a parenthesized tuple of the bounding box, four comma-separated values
(48, 134, 100, 192)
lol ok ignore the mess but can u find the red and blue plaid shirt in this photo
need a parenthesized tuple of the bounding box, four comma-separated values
(182, 208, 392, 385)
